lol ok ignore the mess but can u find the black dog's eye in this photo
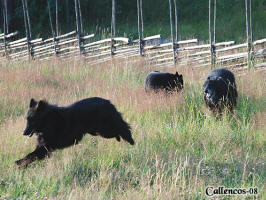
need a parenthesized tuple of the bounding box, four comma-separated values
(27, 115, 35, 121)
(26, 116, 32, 121)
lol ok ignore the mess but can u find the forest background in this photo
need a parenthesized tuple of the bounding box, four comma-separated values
(0, 0, 266, 42)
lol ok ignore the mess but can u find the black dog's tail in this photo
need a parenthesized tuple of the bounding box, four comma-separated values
(113, 111, 135, 145)
(119, 121, 135, 145)
(107, 102, 135, 145)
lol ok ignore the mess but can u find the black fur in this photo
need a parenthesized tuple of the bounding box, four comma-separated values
(145, 71, 183, 93)
(203, 68, 238, 113)
(15, 97, 134, 168)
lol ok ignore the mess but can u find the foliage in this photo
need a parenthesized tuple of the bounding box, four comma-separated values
(0, 0, 265, 42)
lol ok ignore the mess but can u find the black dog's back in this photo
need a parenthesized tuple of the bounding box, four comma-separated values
(70, 97, 110, 108)
(145, 71, 169, 91)
(67, 98, 113, 120)
(206, 68, 235, 84)
(145, 71, 183, 92)
(63, 97, 134, 145)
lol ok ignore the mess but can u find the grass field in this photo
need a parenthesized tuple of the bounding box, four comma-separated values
(0, 59, 265, 199)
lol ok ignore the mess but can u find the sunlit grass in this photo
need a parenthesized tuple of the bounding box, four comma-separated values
(0, 58, 265, 199)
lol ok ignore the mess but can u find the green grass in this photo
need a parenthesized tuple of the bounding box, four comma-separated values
(0, 59, 265, 199)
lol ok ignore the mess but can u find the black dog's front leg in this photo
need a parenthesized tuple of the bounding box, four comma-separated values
(15, 145, 52, 169)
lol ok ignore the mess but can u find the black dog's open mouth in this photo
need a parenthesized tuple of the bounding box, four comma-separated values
(28, 132, 34, 137)
(23, 130, 34, 137)
(205, 93, 211, 98)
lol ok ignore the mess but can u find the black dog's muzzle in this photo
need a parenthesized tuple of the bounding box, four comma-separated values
(204, 89, 216, 102)
(23, 128, 34, 137)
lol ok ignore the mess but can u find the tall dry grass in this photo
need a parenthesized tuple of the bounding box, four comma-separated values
(0, 58, 265, 199)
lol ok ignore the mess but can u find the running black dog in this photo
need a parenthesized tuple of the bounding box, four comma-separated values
(15, 97, 134, 168)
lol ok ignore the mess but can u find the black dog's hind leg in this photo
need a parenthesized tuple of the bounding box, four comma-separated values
(15, 145, 52, 169)
(119, 130, 135, 145)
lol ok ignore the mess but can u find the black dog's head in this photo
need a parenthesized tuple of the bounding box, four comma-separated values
(23, 98, 48, 137)
(203, 76, 226, 106)
(172, 72, 183, 90)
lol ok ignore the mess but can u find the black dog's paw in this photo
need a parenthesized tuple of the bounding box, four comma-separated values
(15, 159, 28, 169)
(15, 159, 23, 165)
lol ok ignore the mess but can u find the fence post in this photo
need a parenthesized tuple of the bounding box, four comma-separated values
(74, 0, 83, 55)
(169, 0, 176, 65)
(209, 0, 215, 68)
(174, 0, 178, 42)
(137, 0, 143, 56)
(24, 0, 32, 40)
(249, 0, 253, 68)
(140, 0, 144, 39)
(56, 0, 59, 36)
(174, 0, 178, 66)
(213, 0, 216, 67)
(245, 0, 251, 69)
(4, 0, 8, 33)
(110, 0, 116, 56)
(78, 0, 84, 37)
(249, 0, 253, 44)
(2, 1, 8, 59)
(213, 0, 216, 43)
(47, 0, 57, 56)
(22, 0, 32, 60)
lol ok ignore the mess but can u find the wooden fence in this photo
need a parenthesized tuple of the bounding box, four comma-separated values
(1, 0, 265, 72)
(0, 30, 265, 72)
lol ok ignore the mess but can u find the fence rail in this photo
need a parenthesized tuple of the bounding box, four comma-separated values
(0, 30, 266, 72)
(1, 0, 265, 72)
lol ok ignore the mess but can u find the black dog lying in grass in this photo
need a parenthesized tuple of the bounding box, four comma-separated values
(203, 68, 238, 114)
(145, 71, 183, 93)
(15, 97, 134, 168)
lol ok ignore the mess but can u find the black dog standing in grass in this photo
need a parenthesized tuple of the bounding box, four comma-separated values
(15, 97, 134, 168)
(145, 71, 183, 93)
(203, 68, 238, 113)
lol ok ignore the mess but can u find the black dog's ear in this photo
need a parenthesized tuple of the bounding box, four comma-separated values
(36, 99, 47, 111)
(30, 98, 37, 108)
(179, 74, 183, 79)
(175, 72, 179, 76)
